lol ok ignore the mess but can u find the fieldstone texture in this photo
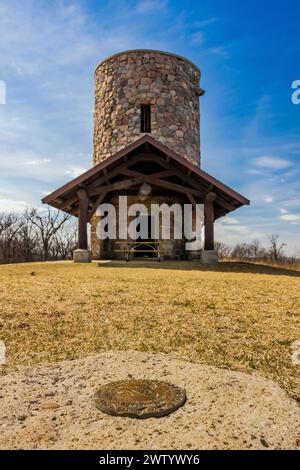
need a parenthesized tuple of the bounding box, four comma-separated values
(93, 50, 202, 166)
(0, 351, 299, 450)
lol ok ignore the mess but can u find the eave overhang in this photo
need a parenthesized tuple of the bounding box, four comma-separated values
(42, 135, 250, 220)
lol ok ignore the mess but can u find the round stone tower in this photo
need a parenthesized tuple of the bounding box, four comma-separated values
(93, 49, 203, 167)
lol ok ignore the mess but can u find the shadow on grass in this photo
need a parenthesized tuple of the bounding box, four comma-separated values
(95, 260, 300, 277)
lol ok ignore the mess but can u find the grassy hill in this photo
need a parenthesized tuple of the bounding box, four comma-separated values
(0, 260, 299, 401)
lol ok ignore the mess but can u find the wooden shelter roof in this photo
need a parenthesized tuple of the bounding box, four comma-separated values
(42, 135, 249, 220)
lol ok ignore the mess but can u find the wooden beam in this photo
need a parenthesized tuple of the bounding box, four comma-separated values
(53, 198, 64, 205)
(88, 191, 108, 220)
(138, 155, 207, 192)
(129, 153, 170, 168)
(77, 189, 89, 250)
(87, 160, 135, 191)
(88, 154, 206, 197)
(121, 169, 174, 179)
(89, 177, 146, 196)
(145, 176, 203, 197)
(187, 193, 197, 208)
(204, 192, 216, 250)
(102, 167, 110, 183)
(215, 196, 236, 212)
(124, 153, 207, 194)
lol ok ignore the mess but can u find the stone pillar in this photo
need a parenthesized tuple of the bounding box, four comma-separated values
(201, 192, 218, 264)
(73, 188, 91, 263)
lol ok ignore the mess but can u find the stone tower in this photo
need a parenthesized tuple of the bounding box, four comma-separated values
(43, 49, 249, 263)
(93, 50, 203, 167)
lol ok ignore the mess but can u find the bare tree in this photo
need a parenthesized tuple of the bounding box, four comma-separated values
(215, 241, 232, 259)
(268, 234, 286, 262)
(16, 222, 40, 262)
(52, 223, 77, 260)
(231, 243, 250, 260)
(229, 240, 268, 261)
(0, 213, 18, 236)
(0, 213, 24, 263)
(24, 208, 71, 261)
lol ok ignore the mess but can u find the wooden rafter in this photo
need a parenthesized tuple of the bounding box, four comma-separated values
(89, 191, 108, 220)
(42, 135, 249, 220)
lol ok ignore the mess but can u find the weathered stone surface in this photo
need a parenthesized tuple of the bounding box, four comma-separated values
(93, 50, 201, 166)
(94, 379, 186, 418)
(200, 250, 219, 264)
(0, 351, 299, 449)
(73, 249, 92, 263)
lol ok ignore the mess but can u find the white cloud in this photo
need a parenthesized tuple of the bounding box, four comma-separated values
(264, 196, 274, 203)
(253, 156, 292, 170)
(279, 208, 288, 214)
(215, 220, 265, 245)
(0, 198, 30, 213)
(221, 217, 239, 225)
(0, 152, 59, 182)
(65, 166, 88, 178)
(280, 214, 300, 222)
(22, 158, 51, 166)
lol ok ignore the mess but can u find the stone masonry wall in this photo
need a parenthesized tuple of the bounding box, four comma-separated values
(93, 50, 202, 166)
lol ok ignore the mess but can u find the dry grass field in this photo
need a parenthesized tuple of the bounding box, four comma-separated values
(0, 260, 299, 401)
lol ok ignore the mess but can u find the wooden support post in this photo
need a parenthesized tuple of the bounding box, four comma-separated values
(204, 192, 216, 251)
(77, 189, 89, 250)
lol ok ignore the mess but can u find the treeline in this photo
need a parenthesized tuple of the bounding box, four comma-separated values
(0, 210, 298, 266)
(216, 235, 300, 264)
(0, 209, 77, 264)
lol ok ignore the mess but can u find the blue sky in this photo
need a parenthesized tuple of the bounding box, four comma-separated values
(0, 0, 299, 253)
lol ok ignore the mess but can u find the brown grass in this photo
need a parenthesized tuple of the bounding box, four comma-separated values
(225, 258, 300, 272)
(0, 260, 299, 400)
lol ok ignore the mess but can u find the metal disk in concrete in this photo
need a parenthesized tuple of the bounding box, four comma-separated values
(94, 379, 186, 419)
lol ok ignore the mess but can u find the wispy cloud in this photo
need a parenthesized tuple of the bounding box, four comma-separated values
(190, 31, 205, 45)
(0, 0, 299, 254)
(221, 217, 239, 225)
(209, 46, 229, 58)
(136, 0, 168, 14)
(22, 158, 51, 166)
(65, 165, 88, 178)
(279, 213, 300, 222)
(253, 156, 292, 170)
(216, 218, 265, 244)
(194, 17, 218, 28)
(0, 198, 30, 213)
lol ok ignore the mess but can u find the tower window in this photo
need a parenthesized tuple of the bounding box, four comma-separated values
(140, 104, 151, 133)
